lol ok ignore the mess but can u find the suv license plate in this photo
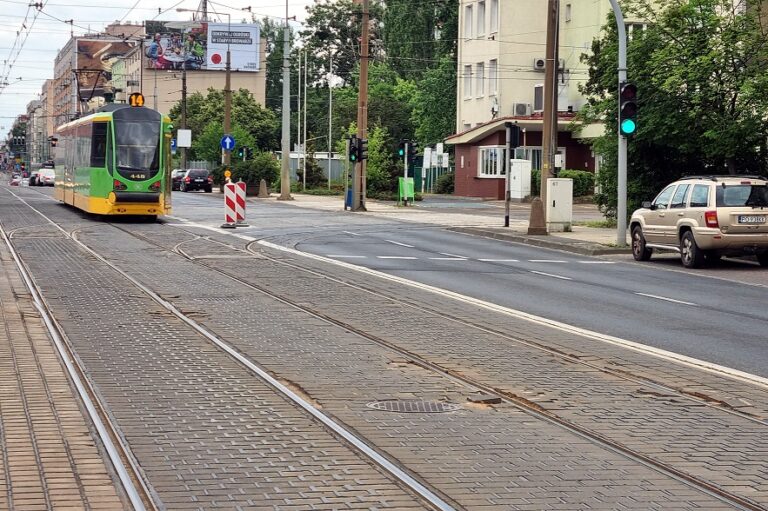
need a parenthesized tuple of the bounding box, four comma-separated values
(738, 215, 766, 224)
(195, 179, 204, 182)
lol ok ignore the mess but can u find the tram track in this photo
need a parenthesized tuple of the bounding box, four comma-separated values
(105, 224, 768, 511)
(6, 187, 768, 510)
(5, 188, 455, 510)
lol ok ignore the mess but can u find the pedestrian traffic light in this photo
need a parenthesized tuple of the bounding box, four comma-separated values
(349, 136, 359, 162)
(398, 140, 406, 158)
(619, 82, 638, 136)
(357, 138, 368, 161)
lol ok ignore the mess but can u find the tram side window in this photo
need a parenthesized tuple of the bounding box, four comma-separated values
(91, 122, 108, 168)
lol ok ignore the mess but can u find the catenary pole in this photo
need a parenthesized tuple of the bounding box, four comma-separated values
(608, 0, 628, 246)
(536, 0, 559, 233)
(279, 1, 293, 199)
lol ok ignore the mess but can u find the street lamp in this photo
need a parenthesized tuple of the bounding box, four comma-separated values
(177, 8, 231, 167)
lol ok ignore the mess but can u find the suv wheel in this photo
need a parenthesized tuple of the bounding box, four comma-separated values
(680, 231, 704, 268)
(756, 252, 768, 267)
(631, 226, 652, 261)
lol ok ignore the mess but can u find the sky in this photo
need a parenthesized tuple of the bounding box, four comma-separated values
(0, 0, 314, 139)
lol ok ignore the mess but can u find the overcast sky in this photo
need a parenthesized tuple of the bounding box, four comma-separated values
(0, 0, 314, 138)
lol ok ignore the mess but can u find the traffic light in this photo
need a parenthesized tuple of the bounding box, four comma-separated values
(237, 147, 244, 159)
(245, 147, 253, 159)
(398, 140, 406, 158)
(349, 136, 359, 162)
(407, 141, 419, 163)
(357, 138, 368, 161)
(619, 82, 638, 137)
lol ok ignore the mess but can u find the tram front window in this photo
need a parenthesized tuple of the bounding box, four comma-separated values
(115, 121, 160, 178)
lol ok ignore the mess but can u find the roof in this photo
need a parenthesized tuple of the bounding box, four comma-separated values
(444, 113, 596, 146)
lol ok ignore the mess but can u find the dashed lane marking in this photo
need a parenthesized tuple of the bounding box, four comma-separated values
(438, 252, 468, 259)
(378, 256, 418, 260)
(385, 240, 415, 248)
(429, 257, 469, 261)
(478, 259, 520, 262)
(530, 270, 573, 281)
(578, 261, 616, 264)
(635, 293, 698, 307)
(528, 259, 568, 263)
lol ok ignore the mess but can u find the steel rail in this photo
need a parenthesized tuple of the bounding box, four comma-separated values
(5, 190, 457, 511)
(0, 221, 158, 511)
(119, 223, 766, 511)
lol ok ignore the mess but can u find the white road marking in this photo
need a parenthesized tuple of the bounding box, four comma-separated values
(528, 259, 567, 263)
(635, 293, 698, 306)
(429, 257, 468, 261)
(530, 270, 573, 280)
(328, 255, 366, 259)
(378, 256, 418, 260)
(259, 240, 768, 389)
(385, 240, 415, 248)
(578, 261, 616, 264)
(478, 259, 520, 262)
(343, 231, 361, 236)
(439, 252, 468, 259)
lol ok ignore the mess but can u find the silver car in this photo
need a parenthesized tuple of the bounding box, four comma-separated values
(630, 176, 768, 268)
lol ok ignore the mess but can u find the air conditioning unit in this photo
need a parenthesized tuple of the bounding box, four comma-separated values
(534, 58, 566, 71)
(513, 103, 532, 116)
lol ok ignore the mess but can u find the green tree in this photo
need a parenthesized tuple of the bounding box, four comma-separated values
(580, 0, 768, 218)
(169, 88, 279, 159)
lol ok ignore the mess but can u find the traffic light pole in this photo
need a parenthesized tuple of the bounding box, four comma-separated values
(403, 142, 409, 206)
(352, 0, 369, 212)
(609, 0, 628, 246)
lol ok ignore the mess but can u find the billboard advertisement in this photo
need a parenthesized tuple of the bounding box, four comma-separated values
(143, 21, 260, 72)
(75, 39, 137, 101)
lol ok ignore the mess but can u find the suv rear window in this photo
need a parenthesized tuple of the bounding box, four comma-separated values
(188, 170, 209, 178)
(716, 185, 768, 207)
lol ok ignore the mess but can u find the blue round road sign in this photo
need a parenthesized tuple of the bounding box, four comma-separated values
(220, 135, 236, 151)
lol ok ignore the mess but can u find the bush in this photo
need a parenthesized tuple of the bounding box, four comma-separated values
(231, 152, 280, 186)
(530, 169, 594, 197)
(434, 172, 455, 194)
(559, 169, 595, 197)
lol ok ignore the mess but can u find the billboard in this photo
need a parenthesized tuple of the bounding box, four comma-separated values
(75, 39, 137, 101)
(143, 21, 260, 72)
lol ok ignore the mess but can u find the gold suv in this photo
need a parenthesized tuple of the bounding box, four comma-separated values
(630, 176, 768, 268)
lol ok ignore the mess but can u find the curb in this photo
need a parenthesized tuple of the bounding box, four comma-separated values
(450, 227, 632, 256)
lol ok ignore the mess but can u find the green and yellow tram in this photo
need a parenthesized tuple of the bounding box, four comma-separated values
(53, 101, 173, 218)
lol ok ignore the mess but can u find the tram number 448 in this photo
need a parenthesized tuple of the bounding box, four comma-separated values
(129, 174, 147, 180)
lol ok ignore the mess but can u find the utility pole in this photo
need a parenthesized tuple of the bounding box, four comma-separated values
(223, 16, 232, 169)
(533, 0, 559, 234)
(181, 55, 188, 172)
(297, 50, 302, 189)
(352, 0, 369, 211)
(608, 0, 628, 246)
(279, 1, 293, 200)
(326, 52, 331, 190)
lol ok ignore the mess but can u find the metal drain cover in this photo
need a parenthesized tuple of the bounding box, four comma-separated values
(366, 400, 462, 414)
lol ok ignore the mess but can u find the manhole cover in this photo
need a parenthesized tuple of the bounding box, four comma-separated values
(366, 400, 461, 414)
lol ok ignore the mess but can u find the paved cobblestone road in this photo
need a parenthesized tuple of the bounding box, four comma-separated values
(2, 186, 767, 510)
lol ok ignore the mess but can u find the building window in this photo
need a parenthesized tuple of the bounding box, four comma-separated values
(489, 59, 498, 95)
(490, 0, 499, 33)
(478, 146, 507, 177)
(565, 3, 572, 22)
(627, 23, 647, 39)
(477, 1, 486, 37)
(534, 84, 544, 111)
(476, 62, 484, 97)
(464, 5, 473, 39)
(463, 65, 472, 98)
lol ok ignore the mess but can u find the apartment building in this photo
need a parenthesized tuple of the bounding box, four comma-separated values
(447, 0, 624, 199)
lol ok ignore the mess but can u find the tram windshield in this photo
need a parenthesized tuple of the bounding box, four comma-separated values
(115, 121, 160, 171)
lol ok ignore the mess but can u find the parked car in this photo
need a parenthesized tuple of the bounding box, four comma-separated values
(630, 175, 768, 268)
(180, 169, 213, 193)
(171, 169, 185, 191)
(37, 168, 56, 186)
(9, 174, 21, 186)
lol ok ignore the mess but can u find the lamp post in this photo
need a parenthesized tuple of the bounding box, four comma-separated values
(177, 9, 231, 168)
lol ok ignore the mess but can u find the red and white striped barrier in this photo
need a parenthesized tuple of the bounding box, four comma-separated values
(235, 181, 247, 225)
(221, 182, 237, 228)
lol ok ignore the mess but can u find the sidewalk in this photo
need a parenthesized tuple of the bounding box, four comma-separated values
(259, 192, 632, 256)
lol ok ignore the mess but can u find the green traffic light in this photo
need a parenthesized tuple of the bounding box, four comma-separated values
(620, 118, 636, 135)
(398, 149, 405, 156)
